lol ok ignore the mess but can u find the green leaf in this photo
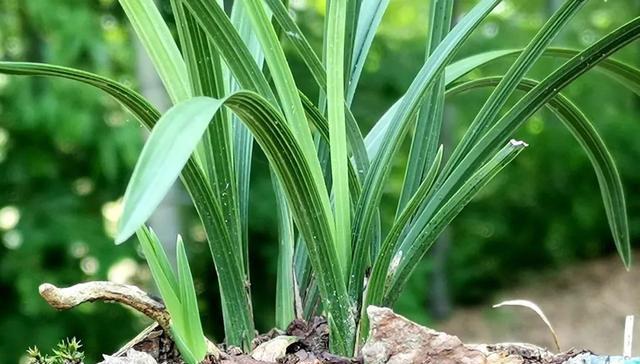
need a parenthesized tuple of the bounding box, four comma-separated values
(176, 236, 207, 360)
(326, 0, 351, 276)
(399, 18, 640, 291)
(446, 48, 640, 96)
(136, 227, 180, 311)
(274, 175, 295, 329)
(229, 0, 268, 281)
(118, 93, 353, 355)
(385, 140, 528, 304)
(397, 0, 453, 216)
(365, 47, 640, 160)
(118, 0, 191, 103)
(448, 76, 630, 272)
(347, 0, 390, 104)
(180, 0, 276, 101)
(264, 0, 325, 88)
(171, 329, 199, 364)
(136, 227, 204, 364)
(443, 0, 587, 179)
(240, 0, 321, 165)
(359, 146, 443, 344)
(171, 0, 245, 277)
(263, 1, 370, 180)
(349, 0, 501, 308)
(116, 99, 224, 243)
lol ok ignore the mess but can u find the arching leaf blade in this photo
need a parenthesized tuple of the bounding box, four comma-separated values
(119, 0, 191, 103)
(116, 93, 354, 355)
(447, 76, 630, 270)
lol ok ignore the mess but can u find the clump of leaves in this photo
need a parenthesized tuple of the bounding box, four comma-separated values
(2, 0, 639, 363)
(27, 338, 84, 364)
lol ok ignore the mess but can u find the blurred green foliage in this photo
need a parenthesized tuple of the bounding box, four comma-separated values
(0, 0, 146, 361)
(0, 0, 639, 362)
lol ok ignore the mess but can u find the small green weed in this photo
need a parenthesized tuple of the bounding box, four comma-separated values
(26, 338, 84, 364)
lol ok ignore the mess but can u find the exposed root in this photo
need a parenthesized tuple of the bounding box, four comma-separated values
(39, 281, 222, 360)
(39, 281, 171, 331)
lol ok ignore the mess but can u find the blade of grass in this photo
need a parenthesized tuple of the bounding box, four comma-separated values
(136, 227, 203, 364)
(263, 0, 370, 180)
(118, 0, 191, 103)
(179, 7, 347, 324)
(327, 0, 351, 275)
(179, 5, 303, 334)
(344, 0, 360, 90)
(349, 0, 501, 308)
(229, 0, 268, 274)
(180, 0, 276, 102)
(397, 0, 453, 216)
(136, 227, 180, 310)
(385, 75, 632, 304)
(446, 48, 640, 95)
(240, 0, 323, 168)
(264, 0, 325, 88)
(172, 332, 199, 364)
(0, 61, 362, 341)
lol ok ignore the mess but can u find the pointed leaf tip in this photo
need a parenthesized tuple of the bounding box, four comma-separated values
(115, 215, 137, 245)
(117, 97, 223, 249)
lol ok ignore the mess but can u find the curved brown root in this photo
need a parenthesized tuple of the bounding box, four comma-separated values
(39, 281, 171, 330)
(39, 281, 223, 359)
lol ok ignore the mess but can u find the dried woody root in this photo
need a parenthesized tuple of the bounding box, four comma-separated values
(39, 281, 589, 364)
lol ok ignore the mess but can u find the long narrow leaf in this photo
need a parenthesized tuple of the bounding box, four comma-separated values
(443, 0, 586, 180)
(366, 48, 640, 160)
(326, 0, 351, 275)
(396, 19, 640, 290)
(397, 0, 453, 215)
(358, 146, 443, 344)
(446, 48, 640, 96)
(176, 236, 207, 360)
(386, 75, 632, 303)
(263, 0, 370, 180)
(385, 140, 528, 304)
(347, 0, 391, 104)
(264, 0, 325, 88)
(181, 0, 276, 101)
(136, 227, 200, 364)
(118, 0, 191, 103)
(240, 0, 322, 168)
(274, 176, 296, 329)
(229, 1, 263, 258)
(171, 1, 244, 274)
(448, 76, 630, 271)
(118, 93, 354, 355)
(349, 0, 501, 307)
